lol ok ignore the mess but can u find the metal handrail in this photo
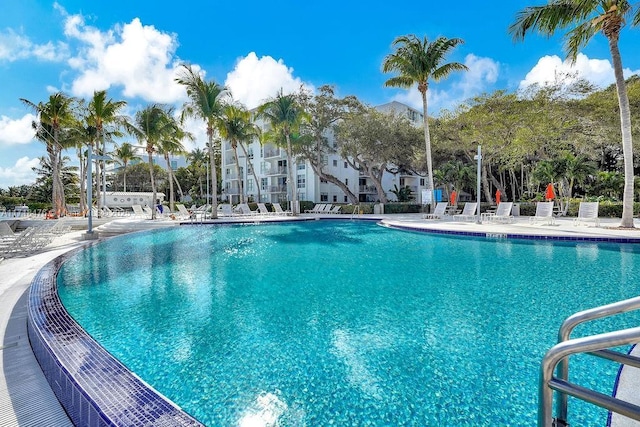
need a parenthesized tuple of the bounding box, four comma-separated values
(539, 295, 640, 427)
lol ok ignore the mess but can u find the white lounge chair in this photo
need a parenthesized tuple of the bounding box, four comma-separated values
(573, 202, 600, 227)
(175, 204, 192, 219)
(218, 204, 234, 216)
(482, 202, 514, 223)
(256, 203, 272, 215)
(132, 204, 148, 218)
(273, 203, 292, 216)
(305, 203, 326, 213)
(453, 203, 478, 222)
(327, 205, 342, 214)
(423, 202, 448, 220)
(529, 201, 556, 225)
(236, 203, 258, 216)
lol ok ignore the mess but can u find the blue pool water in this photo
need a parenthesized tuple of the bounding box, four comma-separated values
(57, 221, 640, 426)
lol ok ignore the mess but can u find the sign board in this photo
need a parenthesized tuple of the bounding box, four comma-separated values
(421, 189, 431, 205)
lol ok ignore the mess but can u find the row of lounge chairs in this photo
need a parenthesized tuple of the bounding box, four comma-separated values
(422, 201, 601, 226)
(0, 221, 71, 258)
(304, 204, 342, 214)
(177, 202, 295, 220)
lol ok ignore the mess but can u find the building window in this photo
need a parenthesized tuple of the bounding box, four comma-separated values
(344, 161, 348, 168)
(226, 168, 231, 176)
(345, 178, 349, 185)
(333, 195, 337, 202)
(420, 178, 425, 186)
(247, 148, 254, 160)
(247, 179, 254, 191)
(297, 175, 305, 189)
(344, 196, 348, 202)
(298, 192, 306, 201)
(170, 160, 178, 170)
(320, 178, 327, 184)
(261, 178, 268, 191)
(333, 159, 338, 167)
(297, 163, 305, 170)
(322, 155, 328, 166)
(320, 193, 328, 202)
(400, 178, 405, 186)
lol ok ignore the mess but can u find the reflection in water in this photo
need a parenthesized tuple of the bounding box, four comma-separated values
(238, 392, 288, 427)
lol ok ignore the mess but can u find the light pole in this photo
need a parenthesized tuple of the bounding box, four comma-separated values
(475, 145, 482, 224)
(83, 144, 112, 240)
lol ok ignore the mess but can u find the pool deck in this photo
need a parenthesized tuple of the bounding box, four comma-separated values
(1, 214, 640, 426)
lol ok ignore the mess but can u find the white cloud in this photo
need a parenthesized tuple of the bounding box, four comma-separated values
(60, 8, 186, 103)
(0, 114, 37, 145)
(225, 52, 314, 109)
(0, 157, 40, 187)
(392, 54, 499, 114)
(519, 53, 640, 90)
(0, 29, 68, 62)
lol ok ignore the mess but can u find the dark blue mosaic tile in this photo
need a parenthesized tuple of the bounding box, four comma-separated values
(27, 247, 205, 427)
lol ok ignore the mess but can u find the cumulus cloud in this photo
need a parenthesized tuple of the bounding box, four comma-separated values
(0, 114, 37, 145)
(225, 52, 314, 109)
(0, 29, 68, 62)
(58, 6, 186, 103)
(392, 54, 499, 114)
(0, 157, 40, 187)
(519, 53, 640, 90)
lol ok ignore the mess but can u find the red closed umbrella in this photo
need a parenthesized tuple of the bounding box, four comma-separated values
(450, 190, 457, 206)
(545, 183, 555, 201)
(495, 189, 501, 205)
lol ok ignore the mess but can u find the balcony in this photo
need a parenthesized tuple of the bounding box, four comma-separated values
(263, 185, 287, 193)
(263, 148, 281, 158)
(264, 166, 287, 176)
(359, 185, 377, 193)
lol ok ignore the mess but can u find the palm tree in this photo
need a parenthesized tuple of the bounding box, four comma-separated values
(218, 104, 261, 204)
(20, 92, 76, 216)
(158, 118, 192, 211)
(175, 64, 228, 218)
(187, 148, 208, 199)
(382, 35, 467, 211)
(258, 90, 307, 215)
(86, 90, 127, 211)
(113, 142, 141, 192)
(509, 0, 640, 228)
(126, 105, 177, 220)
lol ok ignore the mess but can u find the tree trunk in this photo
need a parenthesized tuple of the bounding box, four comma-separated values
(238, 142, 261, 202)
(208, 127, 218, 219)
(308, 161, 358, 204)
(367, 164, 388, 203)
(285, 132, 298, 215)
(421, 89, 435, 212)
(481, 164, 493, 203)
(147, 148, 157, 220)
(232, 144, 244, 204)
(164, 154, 175, 211)
(608, 37, 634, 228)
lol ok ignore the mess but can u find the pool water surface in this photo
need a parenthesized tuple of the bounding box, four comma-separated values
(57, 221, 640, 426)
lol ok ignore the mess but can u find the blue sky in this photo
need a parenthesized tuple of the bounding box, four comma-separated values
(1, 0, 639, 187)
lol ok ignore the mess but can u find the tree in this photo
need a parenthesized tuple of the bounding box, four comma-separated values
(382, 34, 467, 210)
(158, 117, 191, 211)
(510, 0, 640, 227)
(187, 148, 208, 199)
(31, 155, 79, 203)
(176, 64, 228, 218)
(113, 142, 141, 192)
(258, 90, 307, 214)
(218, 104, 260, 204)
(297, 85, 364, 204)
(336, 108, 422, 203)
(20, 92, 76, 217)
(126, 105, 177, 219)
(86, 90, 127, 211)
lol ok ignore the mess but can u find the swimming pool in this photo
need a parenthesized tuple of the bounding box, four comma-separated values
(56, 220, 640, 426)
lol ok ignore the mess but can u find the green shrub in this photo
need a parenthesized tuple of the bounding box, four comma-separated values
(383, 203, 422, 214)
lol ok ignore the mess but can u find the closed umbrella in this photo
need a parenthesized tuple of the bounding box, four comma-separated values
(495, 189, 501, 205)
(545, 183, 555, 201)
(450, 190, 457, 206)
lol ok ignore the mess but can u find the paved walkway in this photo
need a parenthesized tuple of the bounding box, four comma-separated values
(1, 215, 640, 426)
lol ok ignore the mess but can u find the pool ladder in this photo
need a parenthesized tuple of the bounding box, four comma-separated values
(539, 295, 640, 426)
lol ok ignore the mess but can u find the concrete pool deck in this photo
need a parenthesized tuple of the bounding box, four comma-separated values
(1, 214, 640, 426)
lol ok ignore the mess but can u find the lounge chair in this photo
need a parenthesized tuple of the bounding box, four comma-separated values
(305, 203, 326, 213)
(482, 202, 514, 223)
(320, 204, 334, 213)
(273, 203, 292, 216)
(218, 204, 234, 216)
(529, 201, 555, 225)
(176, 204, 192, 219)
(132, 204, 148, 218)
(423, 202, 448, 220)
(573, 202, 600, 227)
(256, 203, 272, 215)
(453, 203, 478, 222)
(327, 205, 342, 214)
(235, 203, 258, 216)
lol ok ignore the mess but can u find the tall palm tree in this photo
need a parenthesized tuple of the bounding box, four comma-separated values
(158, 118, 192, 211)
(258, 90, 306, 215)
(113, 142, 141, 192)
(382, 35, 467, 211)
(86, 90, 127, 211)
(509, 0, 640, 228)
(126, 105, 177, 220)
(175, 64, 228, 218)
(218, 104, 261, 204)
(20, 92, 76, 216)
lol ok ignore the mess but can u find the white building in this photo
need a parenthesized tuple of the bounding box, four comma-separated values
(220, 101, 430, 205)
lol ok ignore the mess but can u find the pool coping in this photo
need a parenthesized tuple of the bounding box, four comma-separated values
(27, 245, 204, 427)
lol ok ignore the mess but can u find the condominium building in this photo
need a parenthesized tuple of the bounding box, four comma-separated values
(221, 101, 430, 205)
